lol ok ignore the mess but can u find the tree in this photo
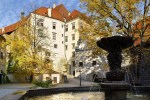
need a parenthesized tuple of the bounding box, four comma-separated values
(3, 15, 53, 82)
(79, 0, 150, 55)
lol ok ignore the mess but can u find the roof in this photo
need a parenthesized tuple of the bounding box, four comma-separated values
(0, 16, 29, 35)
(0, 4, 84, 35)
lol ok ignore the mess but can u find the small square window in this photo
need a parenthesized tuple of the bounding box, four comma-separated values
(79, 62, 83, 67)
(65, 36, 68, 42)
(45, 52, 51, 56)
(38, 29, 43, 37)
(0, 52, 3, 59)
(65, 25, 68, 32)
(72, 52, 75, 57)
(72, 61, 75, 66)
(92, 61, 96, 66)
(65, 45, 68, 50)
(54, 44, 57, 48)
(37, 19, 44, 27)
(72, 34, 75, 40)
(52, 22, 56, 29)
(79, 22, 83, 29)
(53, 32, 57, 40)
(72, 43, 75, 49)
(72, 22, 75, 30)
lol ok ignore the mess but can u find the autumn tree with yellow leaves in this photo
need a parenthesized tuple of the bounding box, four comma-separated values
(3, 17, 53, 82)
(79, 0, 150, 55)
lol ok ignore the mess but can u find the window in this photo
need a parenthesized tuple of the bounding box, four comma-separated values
(79, 62, 83, 67)
(72, 34, 75, 40)
(72, 52, 75, 57)
(62, 41, 63, 44)
(38, 45, 42, 51)
(53, 32, 57, 40)
(54, 44, 57, 48)
(65, 25, 68, 32)
(62, 34, 63, 37)
(92, 61, 97, 66)
(72, 61, 75, 66)
(45, 52, 51, 56)
(65, 45, 68, 50)
(38, 29, 43, 37)
(79, 22, 83, 29)
(0, 52, 3, 59)
(65, 36, 68, 42)
(72, 22, 75, 30)
(72, 43, 75, 49)
(62, 25, 63, 28)
(37, 19, 44, 26)
(52, 22, 56, 29)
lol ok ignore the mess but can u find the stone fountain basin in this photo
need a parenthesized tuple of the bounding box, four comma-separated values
(18, 86, 150, 100)
(97, 36, 134, 52)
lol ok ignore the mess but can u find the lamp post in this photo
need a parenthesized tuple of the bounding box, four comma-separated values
(75, 38, 83, 86)
(75, 48, 82, 86)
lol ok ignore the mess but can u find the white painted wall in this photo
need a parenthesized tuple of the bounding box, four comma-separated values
(64, 18, 80, 62)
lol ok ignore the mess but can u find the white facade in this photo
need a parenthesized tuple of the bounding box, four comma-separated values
(29, 11, 81, 73)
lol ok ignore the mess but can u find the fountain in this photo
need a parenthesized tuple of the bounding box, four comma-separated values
(17, 36, 150, 100)
(97, 36, 135, 100)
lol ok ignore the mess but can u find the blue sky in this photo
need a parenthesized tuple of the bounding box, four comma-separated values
(0, 0, 82, 28)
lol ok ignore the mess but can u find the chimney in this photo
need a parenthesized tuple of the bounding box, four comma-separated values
(48, 7, 52, 17)
(2, 27, 5, 33)
(68, 12, 70, 16)
(53, 3, 56, 8)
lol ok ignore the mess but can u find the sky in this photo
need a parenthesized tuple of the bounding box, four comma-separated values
(0, 0, 83, 28)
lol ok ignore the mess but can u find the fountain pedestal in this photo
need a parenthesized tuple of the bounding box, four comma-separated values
(100, 82, 130, 100)
(97, 36, 135, 100)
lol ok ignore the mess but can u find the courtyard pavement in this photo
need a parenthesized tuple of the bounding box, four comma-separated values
(0, 78, 98, 100)
(55, 78, 99, 88)
(0, 83, 33, 100)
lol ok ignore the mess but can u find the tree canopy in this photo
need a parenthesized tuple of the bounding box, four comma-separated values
(3, 17, 53, 75)
(79, 0, 150, 55)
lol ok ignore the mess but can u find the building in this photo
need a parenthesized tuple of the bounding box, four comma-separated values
(0, 4, 86, 77)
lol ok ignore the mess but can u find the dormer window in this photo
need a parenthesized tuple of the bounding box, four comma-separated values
(37, 19, 44, 27)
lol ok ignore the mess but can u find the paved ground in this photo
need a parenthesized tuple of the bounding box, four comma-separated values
(55, 78, 99, 88)
(0, 78, 98, 100)
(0, 83, 33, 100)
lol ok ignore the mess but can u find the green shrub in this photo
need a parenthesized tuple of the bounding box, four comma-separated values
(33, 80, 52, 88)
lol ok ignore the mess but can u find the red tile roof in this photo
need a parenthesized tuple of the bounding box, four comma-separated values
(0, 16, 29, 35)
(0, 4, 84, 35)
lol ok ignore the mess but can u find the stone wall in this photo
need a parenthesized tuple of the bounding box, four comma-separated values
(139, 48, 150, 86)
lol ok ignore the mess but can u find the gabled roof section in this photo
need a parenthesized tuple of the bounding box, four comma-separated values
(0, 16, 29, 35)
(54, 4, 69, 19)
(68, 10, 82, 21)
(32, 7, 48, 17)
(0, 4, 85, 35)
